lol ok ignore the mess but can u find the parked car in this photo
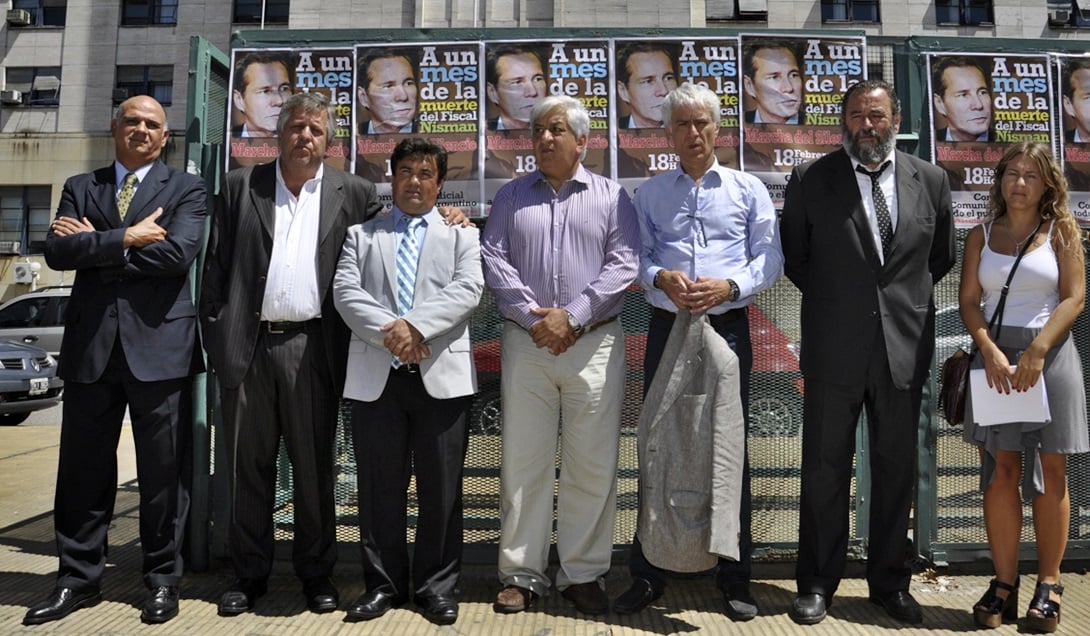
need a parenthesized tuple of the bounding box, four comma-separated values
(0, 286, 70, 358)
(0, 339, 63, 425)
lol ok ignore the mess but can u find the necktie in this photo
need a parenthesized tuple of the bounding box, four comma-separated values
(396, 216, 424, 316)
(857, 162, 893, 258)
(117, 172, 138, 221)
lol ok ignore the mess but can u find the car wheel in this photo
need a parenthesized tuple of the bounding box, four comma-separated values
(470, 390, 502, 436)
(0, 412, 30, 426)
(750, 393, 800, 437)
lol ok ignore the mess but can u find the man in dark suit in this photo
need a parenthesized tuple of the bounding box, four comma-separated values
(201, 91, 383, 617)
(25, 95, 206, 626)
(781, 79, 955, 626)
(1062, 57, 1090, 144)
(334, 138, 483, 626)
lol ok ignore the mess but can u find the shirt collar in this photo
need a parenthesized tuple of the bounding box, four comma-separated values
(113, 160, 155, 186)
(532, 163, 592, 190)
(848, 149, 896, 175)
(392, 206, 438, 229)
(274, 160, 325, 193)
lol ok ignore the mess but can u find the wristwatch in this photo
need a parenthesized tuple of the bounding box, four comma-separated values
(566, 311, 584, 337)
(727, 279, 740, 302)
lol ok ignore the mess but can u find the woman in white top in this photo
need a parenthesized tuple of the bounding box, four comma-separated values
(959, 142, 1087, 632)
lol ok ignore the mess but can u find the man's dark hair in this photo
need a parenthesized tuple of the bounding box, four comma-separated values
(616, 42, 679, 86)
(842, 79, 901, 119)
(391, 137, 448, 183)
(485, 45, 546, 87)
(233, 51, 295, 93)
(1062, 57, 1090, 99)
(358, 48, 418, 87)
(741, 39, 801, 80)
(930, 56, 989, 98)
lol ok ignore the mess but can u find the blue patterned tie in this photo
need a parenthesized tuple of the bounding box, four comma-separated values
(396, 216, 424, 316)
(393, 216, 423, 369)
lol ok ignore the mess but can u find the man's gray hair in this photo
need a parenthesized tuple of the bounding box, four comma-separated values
(661, 83, 721, 130)
(276, 92, 337, 140)
(530, 95, 591, 160)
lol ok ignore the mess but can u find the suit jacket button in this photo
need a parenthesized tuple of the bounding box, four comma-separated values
(109, 309, 117, 317)
(253, 312, 260, 319)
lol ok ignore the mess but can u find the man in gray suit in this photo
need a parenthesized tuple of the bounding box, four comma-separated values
(201, 92, 382, 616)
(333, 138, 483, 626)
(781, 79, 955, 626)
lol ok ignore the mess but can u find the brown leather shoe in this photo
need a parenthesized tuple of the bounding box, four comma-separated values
(494, 585, 536, 614)
(561, 581, 609, 615)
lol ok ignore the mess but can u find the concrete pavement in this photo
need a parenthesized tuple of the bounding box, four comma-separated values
(3, 421, 1090, 634)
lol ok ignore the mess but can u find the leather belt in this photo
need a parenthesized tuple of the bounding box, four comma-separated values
(390, 363, 420, 375)
(652, 306, 746, 327)
(261, 319, 318, 334)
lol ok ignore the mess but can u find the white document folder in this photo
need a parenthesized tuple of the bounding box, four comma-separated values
(969, 368, 1051, 426)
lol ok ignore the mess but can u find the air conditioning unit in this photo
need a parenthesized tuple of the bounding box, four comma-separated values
(0, 241, 21, 255)
(13, 262, 40, 285)
(6, 9, 31, 26)
(0, 90, 22, 105)
(111, 88, 130, 104)
(1049, 9, 1072, 25)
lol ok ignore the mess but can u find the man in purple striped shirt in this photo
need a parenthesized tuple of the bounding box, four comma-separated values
(481, 95, 640, 616)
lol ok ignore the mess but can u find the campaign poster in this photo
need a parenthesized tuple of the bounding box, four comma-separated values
(740, 35, 866, 207)
(354, 42, 483, 214)
(928, 53, 1054, 227)
(226, 48, 354, 171)
(1056, 54, 1090, 226)
(613, 38, 742, 194)
(483, 39, 610, 214)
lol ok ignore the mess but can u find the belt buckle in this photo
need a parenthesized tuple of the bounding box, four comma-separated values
(266, 322, 285, 334)
(406, 363, 419, 374)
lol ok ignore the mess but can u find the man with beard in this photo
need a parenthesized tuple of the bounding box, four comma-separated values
(780, 80, 955, 626)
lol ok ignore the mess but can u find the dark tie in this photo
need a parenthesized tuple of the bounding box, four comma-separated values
(117, 172, 138, 221)
(857, 162, 893, 257)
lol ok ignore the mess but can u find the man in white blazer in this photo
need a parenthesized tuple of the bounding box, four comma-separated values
(333, 138, 483, 626)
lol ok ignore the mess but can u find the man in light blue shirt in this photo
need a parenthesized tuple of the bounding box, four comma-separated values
(614, 83, 783, 620)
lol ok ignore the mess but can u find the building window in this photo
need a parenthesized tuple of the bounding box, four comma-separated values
(0, 187, 51, 254)
(822, 0, 880, 22)
(121, 0, 178, 26)
(233, 0, 289, 25)
(116, 65, 174, 105)
(12, 0, 67, 26)
(4, 67, 61, 106)
(936, 0, 994, 25)
(706, 0, 767, 21)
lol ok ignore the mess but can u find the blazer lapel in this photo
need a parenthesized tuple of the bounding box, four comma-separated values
(250, 162, 277, 240)
(891, 152, 923, 258)
(89, 167, 119, 228)
(377, 214, 399, 304)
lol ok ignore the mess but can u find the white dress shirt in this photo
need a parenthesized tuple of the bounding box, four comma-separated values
(260, 161, 323, 321)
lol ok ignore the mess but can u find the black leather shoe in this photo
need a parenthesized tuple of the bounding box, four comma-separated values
(140, 586, 179, 624)
(613, 578, 663, 614)
(415, 594, 458, 625)
(303, 577, 339, 613)
(561, 581, 609, 615)
(345, 588, 407, 621)
(23, 586, 102, 625)
(869, 590, 923, 624)
(218, 579, 267, 617)
(790, 593, 828, 625)
(721, 584, 759, 622)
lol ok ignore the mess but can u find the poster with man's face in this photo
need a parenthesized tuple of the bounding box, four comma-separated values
(740, 35, 866, 207)
(354, 42, 484, 214)
(928, 53, 1054, 227)
(1057, 55, 1090, 227)
(226, 48, 354, 171)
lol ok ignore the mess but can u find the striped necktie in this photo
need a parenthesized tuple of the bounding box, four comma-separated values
(396, 216, 424, 316)
(117, 172, 138, 221)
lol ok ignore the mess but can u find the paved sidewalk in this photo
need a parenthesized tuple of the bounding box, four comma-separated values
(3, 424, 1089, 634)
